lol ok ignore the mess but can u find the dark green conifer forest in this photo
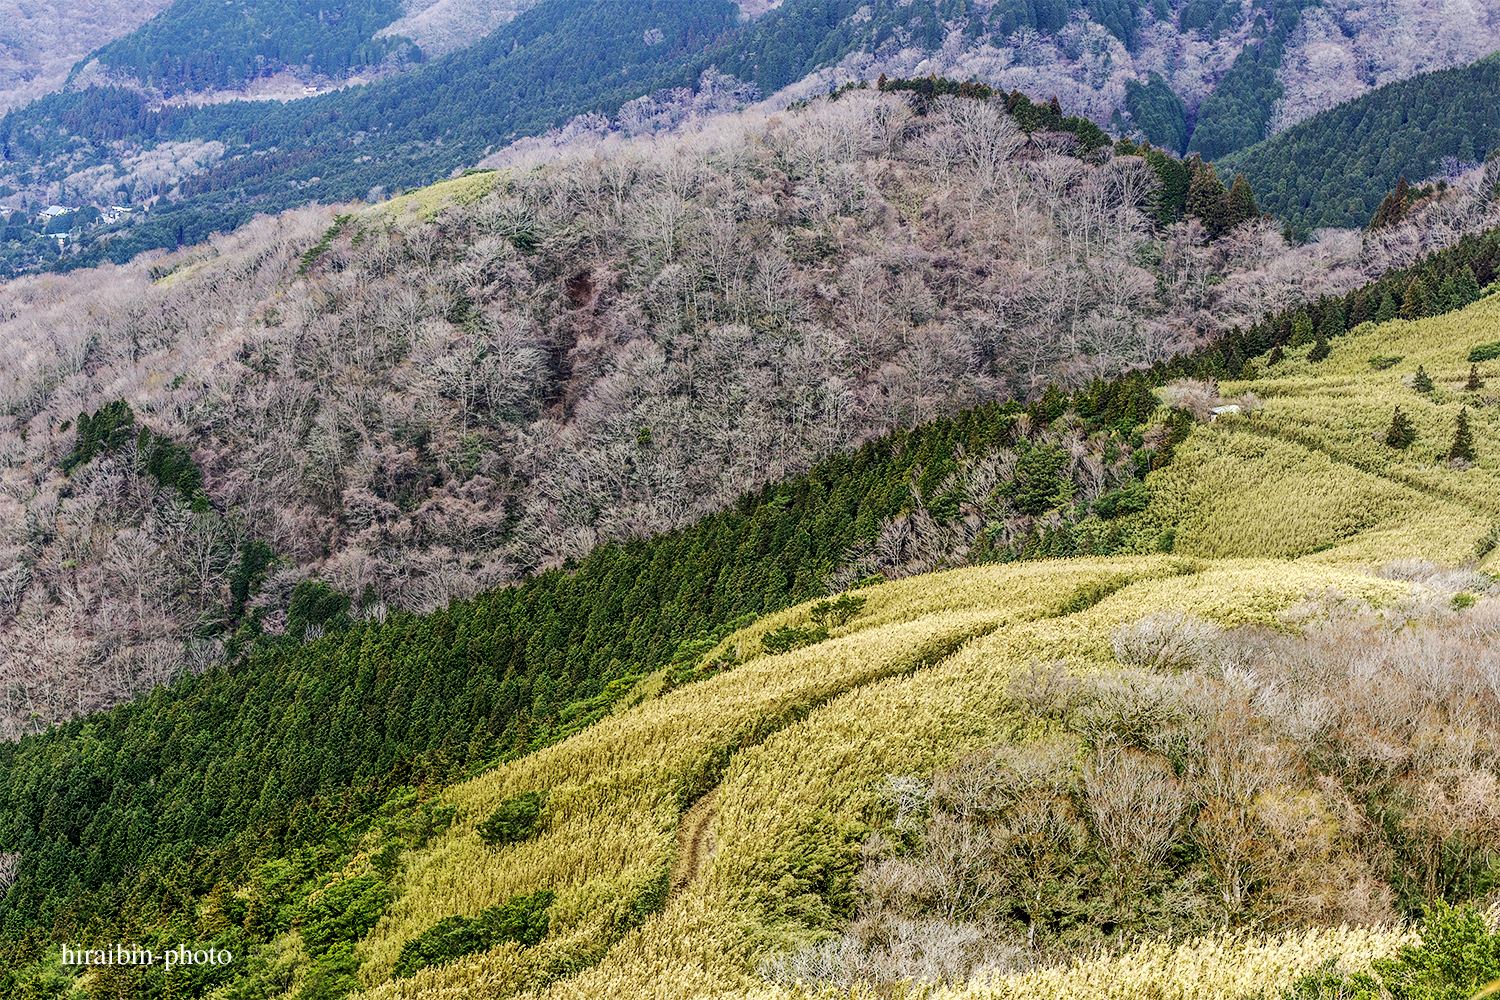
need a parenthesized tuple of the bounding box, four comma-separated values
(1220, 53, 1500, 230)
(82, 0, 417, 94)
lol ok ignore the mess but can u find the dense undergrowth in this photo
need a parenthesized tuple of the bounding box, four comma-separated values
(767, 592, 1500, 991)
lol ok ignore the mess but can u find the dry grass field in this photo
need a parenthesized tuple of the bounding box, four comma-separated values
(333, 297, 1500, 999)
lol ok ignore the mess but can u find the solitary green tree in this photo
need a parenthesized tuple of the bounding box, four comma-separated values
(1347, 290, 1371, 327)
(1225, 173, 1259, 229)
(1413, 366, 1434, 392)
(1318, 300, 1345, 339)
(1450, 408, 1476, 463)
(1375, 290, 1399, 323)
(1385, 406, 1417, 448)
(1467, 364, 1485, 391)
(1185, 157, 1229, 235)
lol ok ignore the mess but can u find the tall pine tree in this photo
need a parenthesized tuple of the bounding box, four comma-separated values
(1225, 173, 1259, 229)
(1318, 300, 1346, 339)
(1185, 157, 1230, 236)
(1375, 290, 1399, 323)
(1400, 277, 1430, 320)
(1385, 406, 1417, 448)
(1449, 407, 1476, 464)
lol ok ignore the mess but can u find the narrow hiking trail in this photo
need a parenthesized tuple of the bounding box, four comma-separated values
(670, 787, 719, 897)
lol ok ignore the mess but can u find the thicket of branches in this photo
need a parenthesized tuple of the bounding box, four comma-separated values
(769, 578, 1500, 991)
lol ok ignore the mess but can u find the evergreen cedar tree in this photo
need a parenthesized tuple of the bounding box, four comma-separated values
(1308, 329, 1331, 362)
(1468, 365, 1485, 391)
(1413, 366, 1435, 393)
(1289, 313, 1315, 347)
(1370, 176, 1414, 230)
(1182, 157, 1260, 238)
(1386, 406, 1417, 449)
(1450, 408, 1477, 464)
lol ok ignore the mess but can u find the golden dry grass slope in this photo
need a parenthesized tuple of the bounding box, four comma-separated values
(342, 300, 1500, 1000)
(1139, 290, 1500, 567)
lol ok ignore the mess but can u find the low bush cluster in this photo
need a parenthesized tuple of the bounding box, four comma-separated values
(390, 889, 554, 979)
(476, 792, 546, 848)
(773, 600, 1500, 991)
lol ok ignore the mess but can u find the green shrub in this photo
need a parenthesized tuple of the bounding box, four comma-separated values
(297, 874, 391, 952)
(1376, 902, 1500, 1000)
(1094, 482, 1150, 519)
(1369, 355, 1405, 370)
(809, 594, 867, 629)
(286, 580, 352, 641)
(1476, 522, 1500, 559)
(391, 890, 554, 979)
(1469, 342, 1500, 363)
(477, 791, 546, 848)
(761, 625, 828, 655)
(1285, 903, 1500, 1000)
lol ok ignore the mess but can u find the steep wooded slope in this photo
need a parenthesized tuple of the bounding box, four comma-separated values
(4, 87, 1499, 738)
(1221, 53, 1500, 231)
(12, 89, 1500, 739)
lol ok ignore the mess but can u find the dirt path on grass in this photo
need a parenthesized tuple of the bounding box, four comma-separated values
(670, 787, 719, 898)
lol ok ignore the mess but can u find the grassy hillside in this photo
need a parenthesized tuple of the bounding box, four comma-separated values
(348, 557, 1410, 1000)
(341, 295, 1500, 999)
(1145, 293, 1500, 565)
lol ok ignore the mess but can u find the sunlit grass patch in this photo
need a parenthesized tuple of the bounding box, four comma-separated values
(378, 170, 503, 221)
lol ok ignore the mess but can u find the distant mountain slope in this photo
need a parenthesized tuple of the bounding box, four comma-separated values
(0, 0, 176, 113)
(0, 0, 743, 268)
(5, 0, 1500, 256)
(1219, 53, 1500, 231)
(374, 0, 539, 58)
(5, 0, 1500, 161)
(78, 0, 421, 96)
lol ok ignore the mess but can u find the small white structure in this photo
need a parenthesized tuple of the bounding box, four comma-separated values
(41, 205, 69, 218)
(1209, 405, 1242, 422)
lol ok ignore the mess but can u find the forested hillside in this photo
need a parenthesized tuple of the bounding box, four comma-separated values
(5, 73, 1500, 998)
(6, 0, 1500, 272)
(79, 0, 421, 96)
(1220, 54, 1500, 231)
(6, 87, 1498, 740)
(6, 262, 1500, 995)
